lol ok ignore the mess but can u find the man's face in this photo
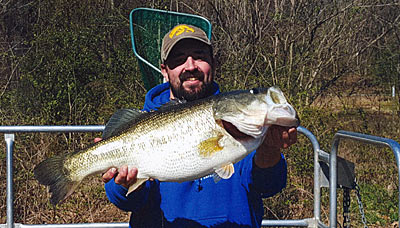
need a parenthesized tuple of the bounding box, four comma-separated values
(161, 39, 214, 101)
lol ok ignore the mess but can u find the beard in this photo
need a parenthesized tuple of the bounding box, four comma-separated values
(170, 70, 215, 102)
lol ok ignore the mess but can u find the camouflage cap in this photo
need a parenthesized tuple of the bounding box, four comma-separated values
(161, 24, 211, 63)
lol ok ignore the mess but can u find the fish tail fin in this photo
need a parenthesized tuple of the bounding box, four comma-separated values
(34, 155, 80, 205)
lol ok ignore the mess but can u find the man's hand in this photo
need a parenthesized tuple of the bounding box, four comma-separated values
(102, 166, 139, 189)
(254, 125, 297, 168)
(95, 138, 139, 189)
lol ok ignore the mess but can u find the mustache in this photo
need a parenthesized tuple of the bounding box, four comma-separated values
(179, 70, 204, 81)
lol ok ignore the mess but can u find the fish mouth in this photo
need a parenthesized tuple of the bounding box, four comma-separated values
(220, 120, 254, 141)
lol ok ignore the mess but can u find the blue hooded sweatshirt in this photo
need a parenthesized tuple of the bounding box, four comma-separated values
(105, 82, 287, 228)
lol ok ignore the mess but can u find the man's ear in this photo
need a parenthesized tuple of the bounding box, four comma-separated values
(160, 63, 169, 82)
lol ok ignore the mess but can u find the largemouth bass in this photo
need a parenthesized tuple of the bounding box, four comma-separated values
(34, 87, 299, 205)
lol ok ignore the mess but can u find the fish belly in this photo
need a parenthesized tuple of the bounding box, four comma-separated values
(125, 108, 218, 181)
(130, 122, 253, 182)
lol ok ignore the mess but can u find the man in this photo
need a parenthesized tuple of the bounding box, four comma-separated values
(102, 24, 297, 227)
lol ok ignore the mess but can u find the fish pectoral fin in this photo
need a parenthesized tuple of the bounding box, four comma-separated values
(198, 134, 224, 158)
(213, 163, 235, 183)
(126, 178, 148, 196)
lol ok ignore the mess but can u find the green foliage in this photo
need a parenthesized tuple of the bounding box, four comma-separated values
(357, 183, 398, 224)
(13, 0, 145, 125)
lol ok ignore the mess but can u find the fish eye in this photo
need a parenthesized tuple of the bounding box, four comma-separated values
(250, 88, 259, 94)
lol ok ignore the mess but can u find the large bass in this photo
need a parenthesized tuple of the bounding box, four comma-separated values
(34, 87, 299, 205)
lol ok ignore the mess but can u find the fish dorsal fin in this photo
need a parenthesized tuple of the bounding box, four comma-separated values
(102, 109, 147, 139)
(157, 98, 187, 111)
(169, 98, 187, 105)
(213, 163, 235, 183)
(198, 134, 224, 157)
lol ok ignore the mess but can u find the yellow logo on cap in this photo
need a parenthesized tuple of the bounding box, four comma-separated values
(169, 25, 195, 38)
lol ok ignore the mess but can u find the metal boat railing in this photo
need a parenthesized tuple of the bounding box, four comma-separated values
(1, 125, 399, 228)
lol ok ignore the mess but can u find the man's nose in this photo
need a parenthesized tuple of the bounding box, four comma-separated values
(183, 56, 196, 72)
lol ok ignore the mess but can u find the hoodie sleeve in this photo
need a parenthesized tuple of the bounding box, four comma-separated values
(239, 152, 287, 198)
(104, 178, 151, 212)
(251, 153, 287, 197)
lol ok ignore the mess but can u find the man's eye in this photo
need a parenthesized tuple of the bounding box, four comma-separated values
(174, 56, 186, 65)
(166, 56, 186, 69)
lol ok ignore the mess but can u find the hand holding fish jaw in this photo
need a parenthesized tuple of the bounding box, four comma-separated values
(254, 125, 297, 169)
(267, 125, 297, 150)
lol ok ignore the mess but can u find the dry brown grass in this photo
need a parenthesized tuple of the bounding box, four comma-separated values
(313, 94, 398, 113)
